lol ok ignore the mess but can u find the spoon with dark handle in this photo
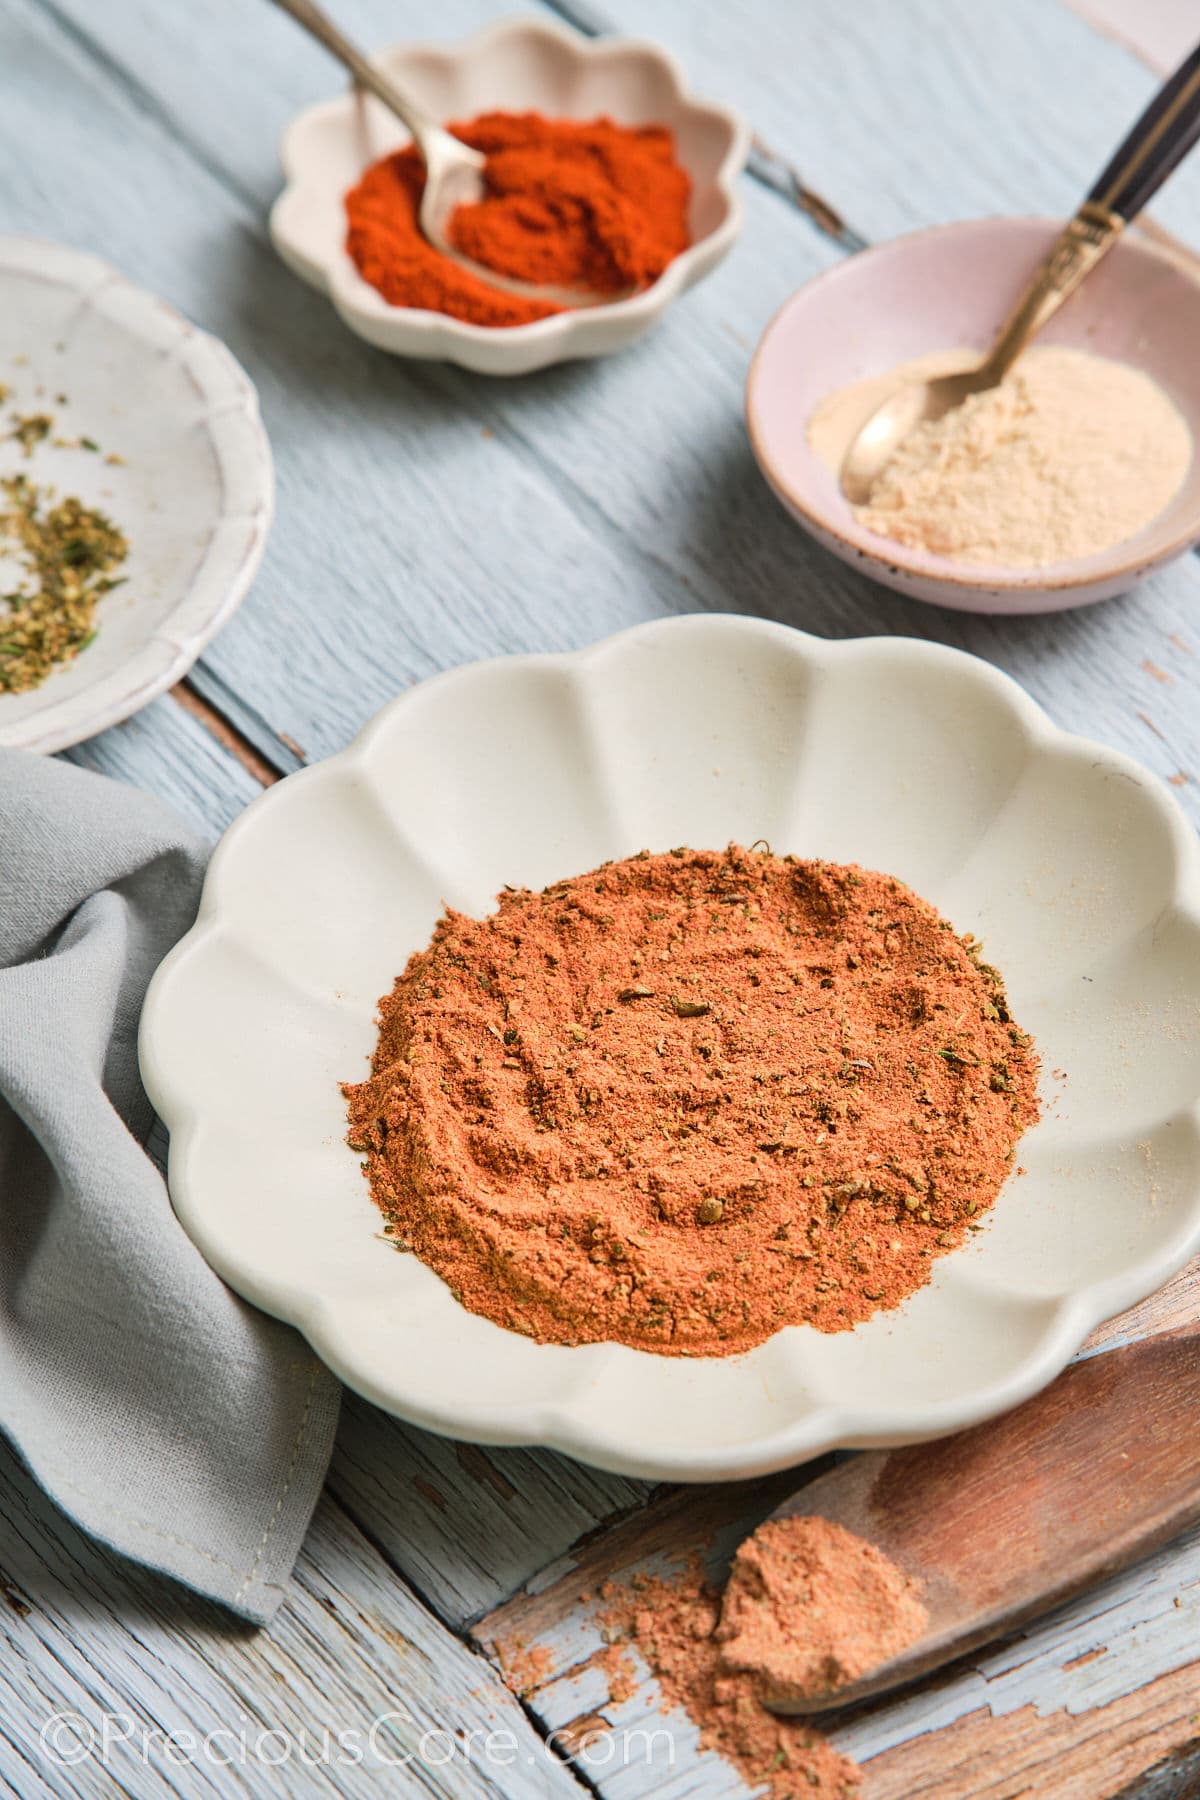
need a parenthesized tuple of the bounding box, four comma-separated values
(268, 0, 628, 308)
(760, 1319, 1200, 1715)
(840, 39, 1200, 503)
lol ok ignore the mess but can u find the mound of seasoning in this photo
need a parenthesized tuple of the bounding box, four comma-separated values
(809, 345, 1192, 568)
(0, 473, 128, 694)
(716, 1515, 927, 1704)
(345, 845, 1039, 1355)
(596, 1516, 926, 1799)
(344, 111, 691, 326)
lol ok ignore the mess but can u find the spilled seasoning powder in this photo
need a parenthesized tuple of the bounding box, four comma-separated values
(493, 1634, 554, 1698)
(596, 1535, 867, 1799)
(810, 344, 1192, 567)
(345, 846, 1039, 1354)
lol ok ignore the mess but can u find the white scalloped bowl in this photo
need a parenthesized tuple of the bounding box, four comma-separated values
(0, 237, 271, 752)
(268, 17, 749, 376)
(140, 617, 1200, 1481)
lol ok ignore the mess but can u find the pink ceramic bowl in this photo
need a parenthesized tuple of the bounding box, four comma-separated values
(746, 218, 1200, 614)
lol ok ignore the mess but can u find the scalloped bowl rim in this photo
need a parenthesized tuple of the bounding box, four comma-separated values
(140, 617, 1200, 1479)
(268, 15, 750, 359)
(0, 235, 272, 753)
(746, 218, 1200, 609)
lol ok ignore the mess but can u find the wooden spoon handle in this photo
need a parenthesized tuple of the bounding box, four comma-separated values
(767, 1321, 1200, 1714)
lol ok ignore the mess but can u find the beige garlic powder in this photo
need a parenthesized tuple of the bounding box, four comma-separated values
(809, 345, 1192, 568)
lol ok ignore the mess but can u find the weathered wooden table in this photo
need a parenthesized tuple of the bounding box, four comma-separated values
(3, 1, 1200, 1794)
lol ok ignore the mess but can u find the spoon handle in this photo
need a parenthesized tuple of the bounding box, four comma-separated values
(981, 38, 1200, 385)
(1088, 40, 1200, 221)
(979, 203, 1120, 384)
(267, 0, 441, 149)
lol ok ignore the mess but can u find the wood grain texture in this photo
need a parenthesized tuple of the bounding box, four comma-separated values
(461, 1262, 1200, 1799)
(171, 682, 281, 787)
(61, 693, 263, 838)
(1082, 1252, 1200, 1354)
(473, 1477, 1200, 1799)
(2, 0, 678, 1743)
(4, 0, 1200, 1794)
(550, 0, 1200, 246)
(8, 0, 755, 766)
(0, 1432, 583, 1799)
(328, 1393, 651, 1630)
(766, 1323, 1200, 1712)
(20, 0, 1200, 813)
(859, 1657, 1200, 1800)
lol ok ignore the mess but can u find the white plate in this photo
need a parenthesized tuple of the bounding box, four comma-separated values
(269, 16, 748, 376)
(0, 237, 272, 752)
(140, 616, 1200, 1481)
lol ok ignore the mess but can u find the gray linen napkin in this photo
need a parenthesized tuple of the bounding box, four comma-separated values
(0, 749, 339, 1620)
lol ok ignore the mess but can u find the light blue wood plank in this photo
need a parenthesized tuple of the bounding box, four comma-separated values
(25, 0, 543, 217)
(63, 697, 263, 839)
(475, 1477, 1200, 1800)
(548, 0, 1200, 247)
(5, 2, 1200, 1796)
(329, 1392, 650, 1629)
(15, 0, 1200, 824)
(1, 0, 678, 1642)
(0, 1433, 584, 1800)
(7, 0, 830, 765)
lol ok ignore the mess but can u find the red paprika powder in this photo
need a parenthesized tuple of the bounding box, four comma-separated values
(344, 111, 692, 327)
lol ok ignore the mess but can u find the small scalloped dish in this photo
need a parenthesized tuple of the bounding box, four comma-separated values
(268, 16, 749, 375)
(747, 219, 1200, 615)
(0, 236, 271, 752)
(140, 616, 1200, 1481)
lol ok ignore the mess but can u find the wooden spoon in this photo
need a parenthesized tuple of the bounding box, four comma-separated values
(762, 1320, 1200, 1715)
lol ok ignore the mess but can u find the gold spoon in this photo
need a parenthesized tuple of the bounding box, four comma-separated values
(840, 39, 1200, 504)
(269, 0, 627, 309)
